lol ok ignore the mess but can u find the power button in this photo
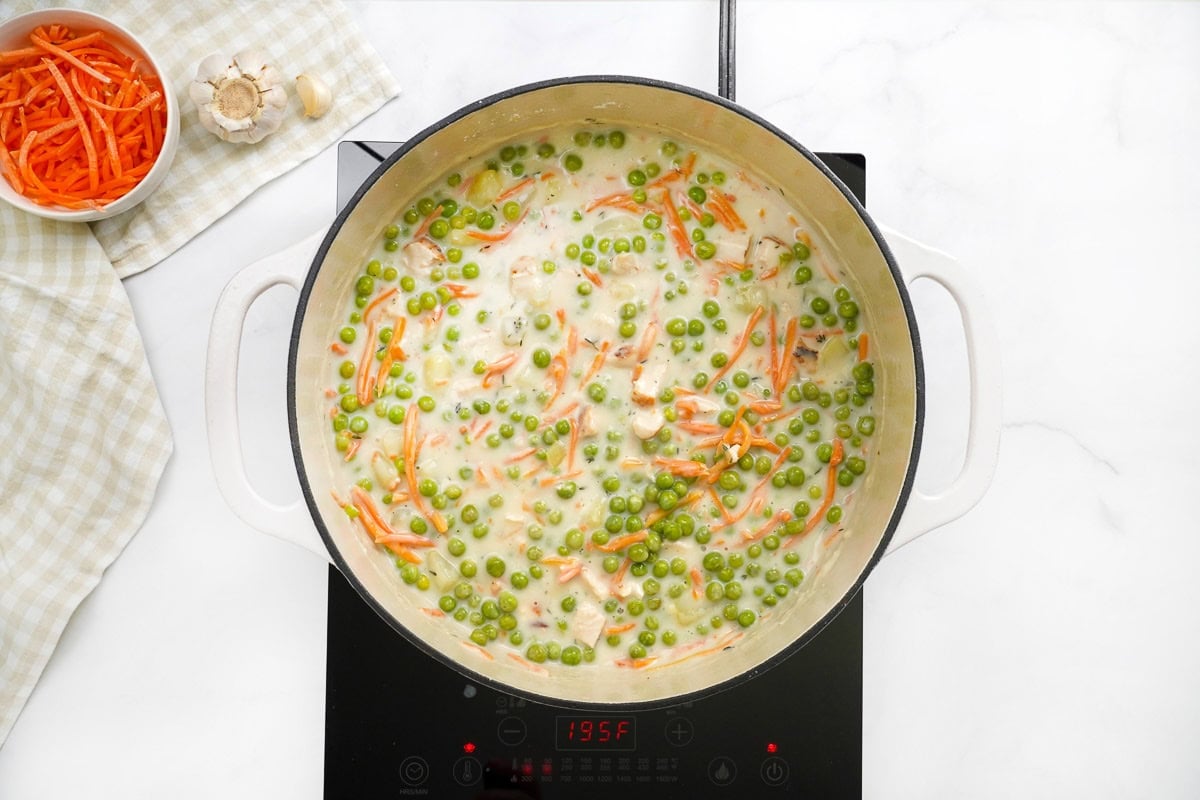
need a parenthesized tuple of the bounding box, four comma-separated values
(760, 756, 789, 787)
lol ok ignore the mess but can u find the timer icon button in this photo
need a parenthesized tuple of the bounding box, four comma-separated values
(760, 756, 789, 787)
(497, 716, 528, 746)
(453, 756, 482, 786)
(398, 756, 429, 786)
(664, 717, 694, 747)
(707, 756, 737, 787)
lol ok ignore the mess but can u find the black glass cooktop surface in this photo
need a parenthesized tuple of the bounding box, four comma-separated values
(325, 142, 867, 800)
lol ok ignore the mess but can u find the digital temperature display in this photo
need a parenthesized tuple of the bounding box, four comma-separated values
(555, 716, 637, 751)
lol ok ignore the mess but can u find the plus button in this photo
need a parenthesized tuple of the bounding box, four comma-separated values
(664, 717, 694, 747)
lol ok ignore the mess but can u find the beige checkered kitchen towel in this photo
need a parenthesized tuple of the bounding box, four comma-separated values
(0, 0, 400, 745)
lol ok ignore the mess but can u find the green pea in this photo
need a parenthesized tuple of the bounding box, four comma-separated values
(532, 348, 552, 369)
(486, 556, 506, 577)
(477, 212, 496, 231)
(643, 213, 662, 230)
(502, 201, 521, 221)
(564, 153, 583, 172)
(857, 415, 876, 436)
(556, 481, 578, 499)
(418, 395, 435, 412)
(628, 169, 647, 186)
(811, 297, 830, 315)
(428, 218, 450, 239)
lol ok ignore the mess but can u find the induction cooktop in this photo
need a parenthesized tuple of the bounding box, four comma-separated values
(324, 141, 868, 800)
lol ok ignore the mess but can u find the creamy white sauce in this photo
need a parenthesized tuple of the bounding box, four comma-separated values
(324, 128, 876, 671)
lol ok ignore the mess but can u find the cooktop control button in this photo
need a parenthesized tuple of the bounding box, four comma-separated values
(398, 756, 429, 786)
(760, 756, 789, 787)
(496, 716, 528, 746)
(707, 755, 737, 787)
(664, 717, 694, 747)
(453, 756, 482, 786)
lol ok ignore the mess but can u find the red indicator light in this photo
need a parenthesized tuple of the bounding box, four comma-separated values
(766, 742, 779, 753)
(463, 742, 477, 753)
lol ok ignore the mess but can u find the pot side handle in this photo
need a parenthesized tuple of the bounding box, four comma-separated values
(878, 226, 1002, 556)
(205, 229, 332, 563)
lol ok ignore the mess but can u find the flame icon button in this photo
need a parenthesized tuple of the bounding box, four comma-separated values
(707, 756, 738, 787)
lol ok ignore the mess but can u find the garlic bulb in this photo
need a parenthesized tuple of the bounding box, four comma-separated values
(189, 51, 287, 144)
(295, 73, 333, 119)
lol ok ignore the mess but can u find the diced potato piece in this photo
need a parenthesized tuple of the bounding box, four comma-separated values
(467, 169, 503, 206)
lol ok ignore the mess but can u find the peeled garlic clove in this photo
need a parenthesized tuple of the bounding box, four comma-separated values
(191, 50, 287, 144)
(296, 73, 333, 119)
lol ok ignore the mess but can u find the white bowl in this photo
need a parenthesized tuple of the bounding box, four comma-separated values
(0, 7, 179, 222)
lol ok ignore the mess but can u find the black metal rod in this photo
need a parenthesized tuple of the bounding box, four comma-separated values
(718, 0, 736, 101)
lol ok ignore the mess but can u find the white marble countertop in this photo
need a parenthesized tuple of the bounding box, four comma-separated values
(3, 1, 1198, 797)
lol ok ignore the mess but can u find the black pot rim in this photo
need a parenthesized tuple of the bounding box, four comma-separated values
(287, 74, 925, 711)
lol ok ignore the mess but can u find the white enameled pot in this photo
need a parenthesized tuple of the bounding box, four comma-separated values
(206, 77, 1001, 708)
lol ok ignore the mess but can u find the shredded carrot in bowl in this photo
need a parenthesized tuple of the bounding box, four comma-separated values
(0, 22, 169, 210)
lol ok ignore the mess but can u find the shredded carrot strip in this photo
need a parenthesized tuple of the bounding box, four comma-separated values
(742, 507, 793, 543)
(707, 485, 735, 523)
(605, 622, 638, 635)
(707, 187, 746, 231)
(611, 556, 632, 588)
(363, 287, 398, 322)
(614, 656, 659, 669)
(857, 332, 870, 362)
(659, 190, 692, 258)
(653, 456, 710, 479)
(567, 410, 582, 471)
(645, 490, 702, 527)
(31, 34, 110, 84)
(579, 341, 610, 388)
(706, 305, 765, 390)
(481, 351, 520, 388)
(582, 267, 603, 287)
(593, 532, 648, 553)
(462, 641, 495, 661)
(647, 151, 696, 189)
(465, 206, 529, 243)
(677, 420, 723, 436)
(441, 282, 479, 299)
(413, 204, 443, 238)
(538, 470, 582, 488)
(353, 317, 380, 406)
(495, 176, 534, 201)
(776, 316, 799, 396)
(585, 191, 642, 213)
(645, 632, 744, 671)
(794, 438, 845, 541)
(636, 320, 658, 361)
